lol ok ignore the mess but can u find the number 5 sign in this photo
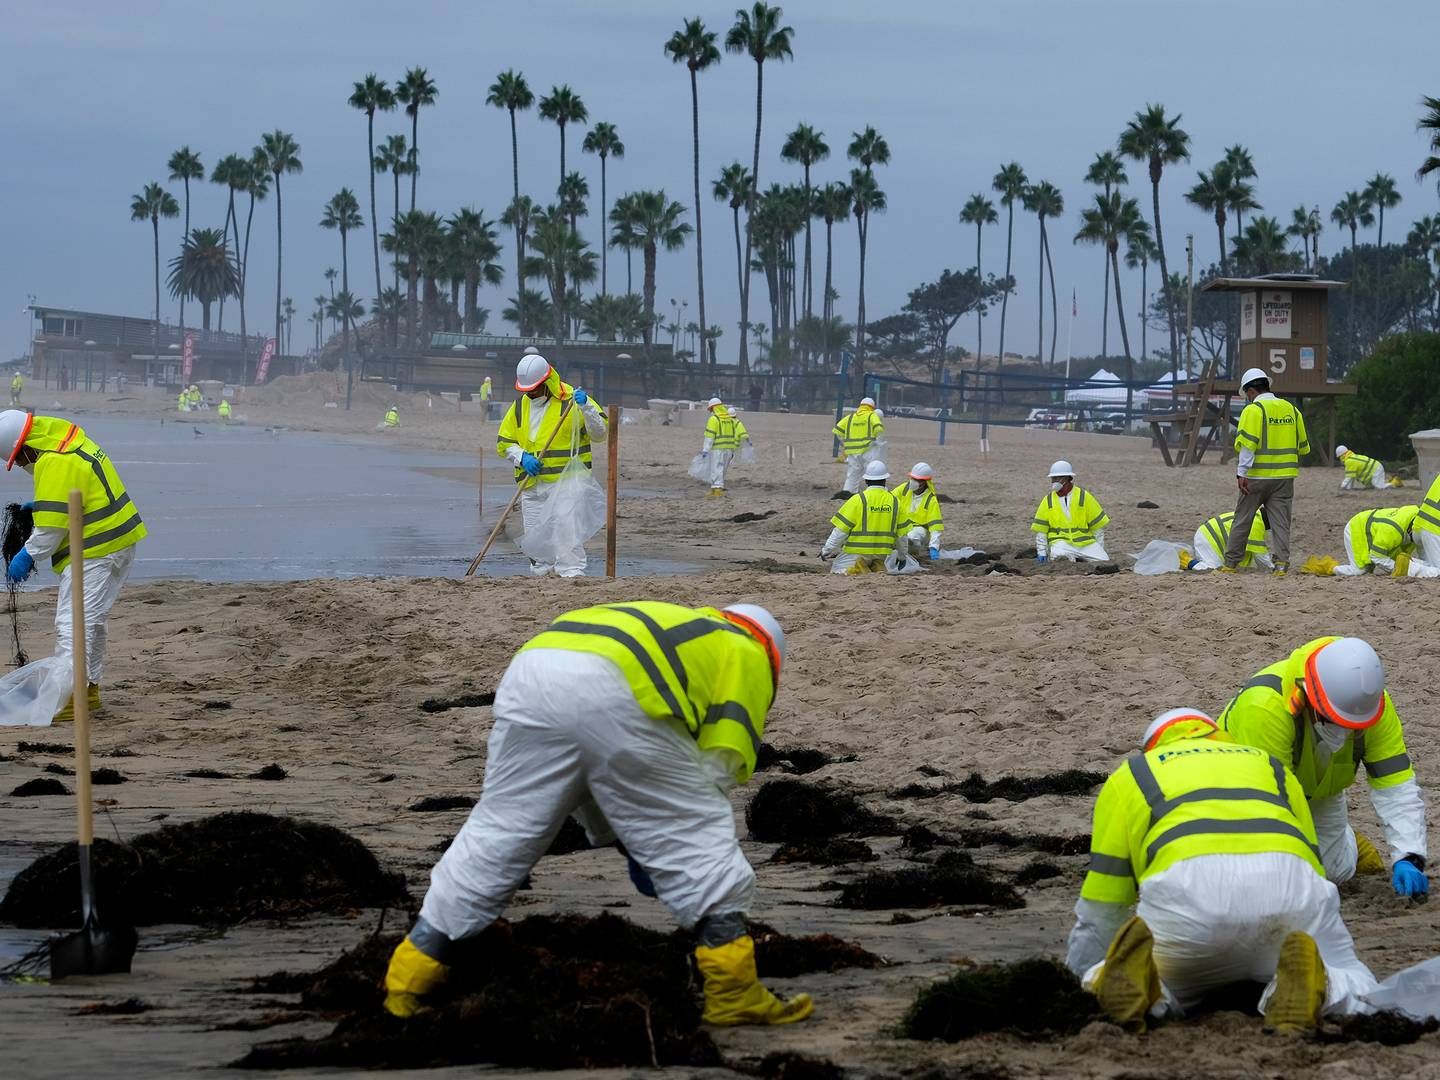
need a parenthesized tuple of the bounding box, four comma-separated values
(1268, 347, 1287, 374)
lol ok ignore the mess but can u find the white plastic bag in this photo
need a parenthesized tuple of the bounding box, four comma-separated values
(861, 439, 888, 472)
(935, 547, 982, 561)
(687, 453, 710, 482)
(1362, 956, 1440, 1020)
(0, 655, 72, 727)
(517, 458, 607, 565)
(739, 443, 757, 466)
(885, 550, 926, 575)
(1130, 539, 1191, 575)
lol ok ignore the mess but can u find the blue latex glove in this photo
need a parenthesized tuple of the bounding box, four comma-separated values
(6, 548, 33, 583)
(1036, 555, 1047, 564)
(520, 452, 542, 477)
(929, 546, 940, 561)
(571, 388, 589, 406)
(626, 854, 657, 898)
(1393, 859, 1429, 897)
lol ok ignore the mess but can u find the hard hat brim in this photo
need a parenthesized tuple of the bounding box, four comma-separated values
(1304, 647, 1384, 729)
(5, 411, 34, 471)
(720, 609, 782, 687)
(515, 365, 552, 392)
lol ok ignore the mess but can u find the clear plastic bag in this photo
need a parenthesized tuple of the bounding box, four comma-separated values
(517, 458, 608, 565)
(739, 443, 757, 466)
(687, 453, 710, 482)
(1363, 956, 1440, 1020)
(1130, 539, 1191, 575)
(885, 550, 926, 574)
(0, 654, 72, 727)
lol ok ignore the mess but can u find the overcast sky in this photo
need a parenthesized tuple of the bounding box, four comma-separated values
(4, 0, 1438, 367)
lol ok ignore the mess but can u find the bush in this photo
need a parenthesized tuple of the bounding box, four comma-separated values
(1336, 332, 1440, 461)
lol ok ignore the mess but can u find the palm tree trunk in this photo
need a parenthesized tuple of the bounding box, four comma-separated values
(1036, 216, 1044, 366)
(368, 110, 383, 322)
(626, 246, 633, 294)
(1101, 250, 1110, 357)
(240, 192, 254, 381)
(1150, 172, 1177, 381)
(973, 224, 983, 395)
(600, 154, 609, 296)
(824, 218, 835, 367)
(997, 201, 1014, 382)
(151, 217, 161, 373)
(340, 229, 349, 300)
(409, 111, 419, 212)
(855, 210, 867, 364)
(688, 68, 709, 374)
(274, 174, 284, 358)
(219, 191, 236, 333)
(739, 61, 764, 375)
(508, 107, 522, 319)
(465, 270, 479, 332)
(179, 177, 190, 344)
(1217, 217, 1227, 276)
(1110, 247, 1134, 415)
(643, 242, 658, 353)
(392, 172, 401, 304)
(802, 163, 814, 324)
(1139, 259, 1148, 361)
(558, 124, 566, 195)
(1045, 223, 1058, 367)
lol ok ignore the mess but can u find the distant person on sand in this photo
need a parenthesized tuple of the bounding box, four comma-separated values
(699, 396, 749, 497)
(381, 601, 813, 1028)
(1031, 460, 1110, 562)
(9, 372, 21, 406)
(894, 462, 944, 562)
(218, 399, 232, 423)
(383, 405, 399, 429)
(1221, 368, 1307, 576)
(832, 396, 885, 494)
(177, 389, 189, 412)
(0, 411, 147, 721)
(1067, 708, 1377, 1033)
(1335, 445, 1392, 490)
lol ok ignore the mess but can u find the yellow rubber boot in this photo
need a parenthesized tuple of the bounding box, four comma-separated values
(382, 936, 450, 1018)
(1392, 553, 1412, 578)
(1355, 833, 1386, 874)
(1264, 931, 1326, 1034)
(52, 684, 100, 724)
(1094, 916, 1161, 1033)
(694, 935, 814, 1026)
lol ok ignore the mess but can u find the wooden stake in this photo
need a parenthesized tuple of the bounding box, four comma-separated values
(605, 403, 619, 577)
(68, 490, 92, 849)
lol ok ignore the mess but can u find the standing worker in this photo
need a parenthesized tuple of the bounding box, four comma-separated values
(384, 405, 400, 429)
(1187, 508, 1272, 571)
(893, 462, 944, 562)
(0, 411, 147, 721)
(177, 388, 189, 413)
(1416, 469, 1440, 567)
(1335, 445, 1393, 490)
(496, 354, 608, 577)
(9, 372, 22, 406)
(820, 461, 911, 574)
(479, 375, 493, 420)
(832, 396, 885, 494)
(1331, 505, 1438, 577)
(1031, 461, 1111, 563)
(1067, 708, 1376, 1033)
(217, 399, 232, 424)
(1222, 368, 1308, 576)
(1218, 636, 1428, 896)
(381, 601, 814, 1027)
(699, 397, 750, 497)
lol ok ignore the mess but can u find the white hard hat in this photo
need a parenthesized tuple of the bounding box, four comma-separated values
(863, 460, 890, 482)
(515, 355, 552, 392)
(522, 345, 541, 355)
(1048, 460, 1074, 478)
(909, 462, 934, 481)
(1142, 708, 1217, 751)
(707, 396, 723, 410)
(0, 410, 33, 471)
(1239, 367, 1269, 389)
(860, 396, 876, 408)
(1306, 637, 1385, 729)
(722, 603, 786, 677)
(1335, 444, 1350, 457)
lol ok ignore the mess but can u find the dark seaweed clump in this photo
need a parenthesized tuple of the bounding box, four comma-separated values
(900, 959, 1099, 1041)
(745, 779, 899, 843)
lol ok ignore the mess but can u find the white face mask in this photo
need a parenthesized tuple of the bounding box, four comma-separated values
(1050, 481, 1064, 492)
(1313, 720, 1349, 754)
(909, 479, 923, 493)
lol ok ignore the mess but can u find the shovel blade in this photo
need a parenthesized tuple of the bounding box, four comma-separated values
(49, 921, 138, 980)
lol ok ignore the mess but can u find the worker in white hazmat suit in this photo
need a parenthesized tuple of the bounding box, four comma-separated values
(1030, 460, 1110, 562)
(1219, 637, 1429, 896)
(1335, 446, 1391, 490)
(382, 600, 814, 1028)
(496, 355, 608, 577)
(820, 461, 912, 574)
(1329, 505, 1440, 578)
(0, 411, 147, 721)
(1066, 708, 1378, 1033)
(699, 396, 750, 496)
(832, 396, 885, 494)
(1187, 507, 1273, 571)
(892, 462, 944, 561)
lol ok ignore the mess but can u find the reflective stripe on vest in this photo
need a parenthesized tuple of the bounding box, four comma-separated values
(833, 489, 903, 556)
(38, 443, 146, 572)
(835, 412, 878, 454)
(709, 415, 742, 450)
(1240, 399, 1303, 478)
(1347, 454, 1379, 484)
(1032, 489, 1106, 544)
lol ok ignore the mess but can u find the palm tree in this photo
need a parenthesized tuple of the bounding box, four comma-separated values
(1232, 216, 1296, 276)
(609, 191, 690, 353)
(395, 67, 437, 211)
(486, 70, 535, 298)
(581, 292, 645, 342)
(373, 134, 412, 298)
(781, 123, 829, 321)
(130, 183, 179, 369)
(581, 121, 625, 295)
(324, 267, 338, 332)
(1118, 103, 1190, 378)
(1084, 151, 1127, 357)
(1225, 178, 1261, 243)
(1075, 192, 1145, 406)
(256, 131, 301, 356)
(327, 291, 364, 406)
(167, 227, 238, 331)
(1419, 95, 1440, 185)
(167, 146, 204, 339)
(526, 205, 598, 342)
(1332, 191, 1375, 343)
(502, 194, 541, 325)
(283, 297, 296, 355)
(725, 1, 794, 373)
(348, 74, 396, 316)
(849, 168, 886, 363)
(448, 209, 503, 333)
(558, 171, 590, 241)
(1364, 173, 1401, 319)
(712, 163, 753, 339)
(1222, 145, 1258, 229)
(1287, 206, 1313, 270)
(209, 153, 248, 331)
(313, 295, 328, 349)
(991, 162, 1027, 377)
(386, 209, 443, 351)
(959, 194, 997, 378)
(538, 85, 588, 195)
(665, 19, 720, 369)
(1185, 162, 1239, 271)
(320, 189, 363, 328)
(1025, 181, 1064, 366)
(238, 156, 269, 372)
(813, 181, 850, 367)
(1123, 228, 1156, 362)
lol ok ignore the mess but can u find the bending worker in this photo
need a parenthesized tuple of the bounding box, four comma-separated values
(1332, 504, 1440, 578)
(0, 411, 147, 720)
(1223, 368, 1307, 576)
(382, 600, 813, 1028)
(384, 405, 399, 429)
(496, 354, 608, 577)
(1335, 445, 1390, 490)
(1218, 636, 1428, 897)
(218, 399, 232, 423)
(1067, 708, 1376, 1034)
(832, 396, 885, 494)
(9, 372, 21, 406)
(894, 462, 944, 562)
(700, 396, 750, 497)
(821, 461, 911, 574)
(1413, 469, 1440, 567)
(1187, 508, 1271, 571)
(1031, 460, 1110, 563)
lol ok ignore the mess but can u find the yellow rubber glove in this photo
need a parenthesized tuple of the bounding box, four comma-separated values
(1355, 832, 1386, 874)
(1392, 553, 1411, 578)
(694, 935, 814, 1026)
(1299, 555, 1337, 577)
(383, 936, 449, 1018)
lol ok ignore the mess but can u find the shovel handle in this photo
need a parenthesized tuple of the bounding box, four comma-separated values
(68, 489, 92, 848)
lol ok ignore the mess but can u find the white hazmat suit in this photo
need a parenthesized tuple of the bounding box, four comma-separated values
(503, 400, 608, 577)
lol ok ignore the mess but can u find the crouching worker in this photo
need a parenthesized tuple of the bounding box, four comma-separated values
(1031, 460, 1110, 562)
(1067, 708, 1377, 1033)
(1332, 505, 1440, 578)
(894, 462, 944, 561)
(383, 601, 813, 1028)
(820, 461, 911, 574)
(1187, 507, 1272, 571)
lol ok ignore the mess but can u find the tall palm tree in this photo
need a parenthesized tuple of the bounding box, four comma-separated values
(725, 1, 794, 372)
(1185, 161, 1238, 271)
(256, 130, 302, 355)
(283, 297, 296, 355)
(1419, 95, 1440, 185)
(373, 134, 412, 298)
(1332, 191, 1374, 342)
(348, 74, 396, 316)
(665, 19, 720, 368)
(609, 191, 691, 353)
(1222, 145, 1258, 229)
(538, 85, 588, 195)
(991, 162, 1027, 377)
(849, 168, 886, 363)
(167, 227, 238, 332)
(395, 67, 437, 211)
(781, 123, 829, 321)
(486, 70, 535, 298)
(327, 291, 364, 405)
(210, 153, 248, 331)
(1026, 181, 1064, 366)
(1364, 173, 1401, 320)
(130, 182, 179, 369)
(320, 189, 363, 321)
(1232, 216, 1296, 276)
(527, 205, 598, 342)
(313, 295, 328, 349)
(1287, 205, 1315, 270)
(712, 163, 753, 338)
(1225, 178, 1261, 243)
(1123, 228, 1156, 362)
(1118, 103, 1190, 378)
(581, 121, 625, 295)
(1075, 192, 1145, 406)
(167, 146, 204, 339)
(387, 209, 443, 351)
(448, 208, 503, 333)
(1084, 151, 1127, 356)
(238, 156, 269, 372)
(959, 194, 997, 375)
(558, 172, 590, 238)
(502, 194, 541, 317)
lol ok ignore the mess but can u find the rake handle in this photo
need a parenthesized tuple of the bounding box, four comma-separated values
(68, 489, 92, 848)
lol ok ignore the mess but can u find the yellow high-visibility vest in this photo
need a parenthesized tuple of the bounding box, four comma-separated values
(1198, 511, 1267, 566)
(496, 383, 604, 484)
(1344, 506, 1418, 569)
(705, 410, 746, 451)
(520, 601, 774, 780)
(1030, 487, 1109, 546)
(1080, 735, 1323, 905)
(891, 481, 943, 537)
(1234, 396, 1309, 479)
(831, 486, 909, 557)
(27, 417, 147, 574)
(832, 408, 883, 457)
(1342, 452, 1381, 485)
(1416, 473, 1440, 538)
(384, 409, 399, 427)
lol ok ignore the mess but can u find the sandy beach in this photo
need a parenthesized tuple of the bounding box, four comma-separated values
(1, 382, 1437, 1078)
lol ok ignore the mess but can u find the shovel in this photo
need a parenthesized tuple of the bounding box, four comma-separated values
(50, 488, 137, 979)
